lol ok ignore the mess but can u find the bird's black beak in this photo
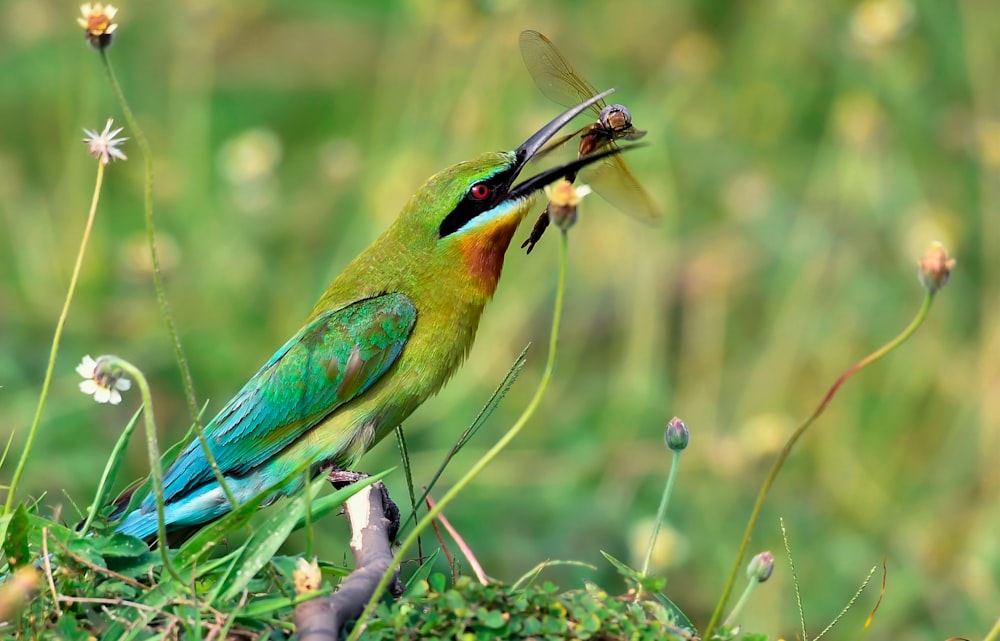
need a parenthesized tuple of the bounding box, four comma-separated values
(503, 88, 639, 201)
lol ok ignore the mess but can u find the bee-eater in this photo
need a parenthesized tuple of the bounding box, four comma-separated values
(116, 90, 632, 540)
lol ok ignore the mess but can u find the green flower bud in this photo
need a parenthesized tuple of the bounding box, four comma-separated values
(917, 242, 955, 294)
(746, 551, 774, 583)
(664, 417, 689, 451)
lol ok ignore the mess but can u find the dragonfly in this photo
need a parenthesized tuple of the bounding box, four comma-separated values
(518, 29, 661, 253)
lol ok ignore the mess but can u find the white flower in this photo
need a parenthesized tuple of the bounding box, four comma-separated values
(77, 354, 131, 405)
(77, 3, 119, 33)
(543, 180, 592, 207)
(83, 119, 128, 165)
(543, 180, 592, 231)
(77, 4, 119, 49)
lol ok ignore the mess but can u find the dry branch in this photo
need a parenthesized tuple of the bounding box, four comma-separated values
(295, 473, 402, 641)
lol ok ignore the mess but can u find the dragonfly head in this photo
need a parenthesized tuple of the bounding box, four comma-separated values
(599, 104, 633, 133)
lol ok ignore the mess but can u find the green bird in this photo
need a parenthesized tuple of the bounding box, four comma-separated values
(116, 90, 633, 540)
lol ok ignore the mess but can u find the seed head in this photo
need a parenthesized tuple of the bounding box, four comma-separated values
(917, 242, 955, 294)
(82, 118, 128, 165)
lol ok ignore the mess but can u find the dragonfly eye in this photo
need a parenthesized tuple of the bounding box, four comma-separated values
(468, 183, 491, 201)
(599, 104, 632, 131)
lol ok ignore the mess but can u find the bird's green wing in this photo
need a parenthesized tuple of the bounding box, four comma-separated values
(160, 293, 416, 502)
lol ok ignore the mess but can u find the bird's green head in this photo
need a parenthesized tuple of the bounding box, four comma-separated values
(394, 89, 633, 289)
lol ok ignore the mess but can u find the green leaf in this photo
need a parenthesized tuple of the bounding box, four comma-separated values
(56, 615, 90, 641)
(89, 532, 149, 559)
(65, 538, 108, 569)
(578, 610, 601, 633)
(3, 503, 31, 570)
(652, 590, 697, 634)
(511, 559, 597, 592)
(267, 554, 303, 581)
(192, 548, 243, 579)
(404, 548, 441, 590)
(429, 572, 447, 593)
(173, 486, 274, 569)
(601, 550, 665, 593)
(79, 407, 142, 535)
(26, 514, 74, 543)
(105, 550, 159, 578)
(317, 558, 351, 578)
(239, 586, 335, 619)
(103, 580, 180, 641)
(407, 579, 429, 599)
(522, 616, 542, 635)
(479, 609, 507, 629)
(600, 550, 642, 583)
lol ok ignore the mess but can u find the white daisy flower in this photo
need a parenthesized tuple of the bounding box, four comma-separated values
(77, 354, 131, 405)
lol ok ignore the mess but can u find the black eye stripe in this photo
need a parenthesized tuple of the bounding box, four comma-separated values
(438, 171, 512, 237)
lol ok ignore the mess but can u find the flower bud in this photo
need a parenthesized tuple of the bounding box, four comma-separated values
(664, 417, 689, 451)
(917, 242, 955, 294)
(543, 180, 591, 231)
(77, 4, 119, 50)
(746, 551, 774, 583)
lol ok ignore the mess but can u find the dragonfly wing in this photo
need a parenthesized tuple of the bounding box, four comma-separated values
(581, 151, 661, 223)
(520, 30, 605, 115)
(619, 128, 647, 142)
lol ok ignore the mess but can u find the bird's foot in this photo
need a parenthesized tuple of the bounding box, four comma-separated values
(325, 468, 400, 544)
(326, 468, 369, 488)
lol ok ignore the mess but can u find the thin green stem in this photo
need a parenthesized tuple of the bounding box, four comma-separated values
(344, 230, 572, 641)
(640, 449, 681, 578)
(4, 162, 105, 514)
(114, 358, 188, 588)
(702, 293, 935, 640)
(398, 345, 529, 536)
(303, 469, 314, 559)
(984, 614, 1000, 641)
(721, 580, 756, 630)
(97, 49, 237, 513)
(0, 431, 14, 485)
(394, 425, 422, 560)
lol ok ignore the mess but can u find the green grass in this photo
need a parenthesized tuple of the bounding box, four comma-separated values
(1, 1, 995, 639)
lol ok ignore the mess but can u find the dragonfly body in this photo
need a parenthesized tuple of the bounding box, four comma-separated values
(518, 30, 659, 253)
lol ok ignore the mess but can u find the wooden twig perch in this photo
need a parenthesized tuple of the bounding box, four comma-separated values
(294, 472, 402, 641)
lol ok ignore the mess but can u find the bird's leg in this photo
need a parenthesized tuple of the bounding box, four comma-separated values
(520, 209, 552, 254)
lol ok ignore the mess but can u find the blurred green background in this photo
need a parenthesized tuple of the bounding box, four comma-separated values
(1, 0, 996, 638)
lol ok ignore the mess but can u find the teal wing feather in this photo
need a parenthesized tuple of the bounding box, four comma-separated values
(157, 293, 416, 504)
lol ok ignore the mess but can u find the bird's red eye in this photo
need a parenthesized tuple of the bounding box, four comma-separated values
(469, 183, 490, 200)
